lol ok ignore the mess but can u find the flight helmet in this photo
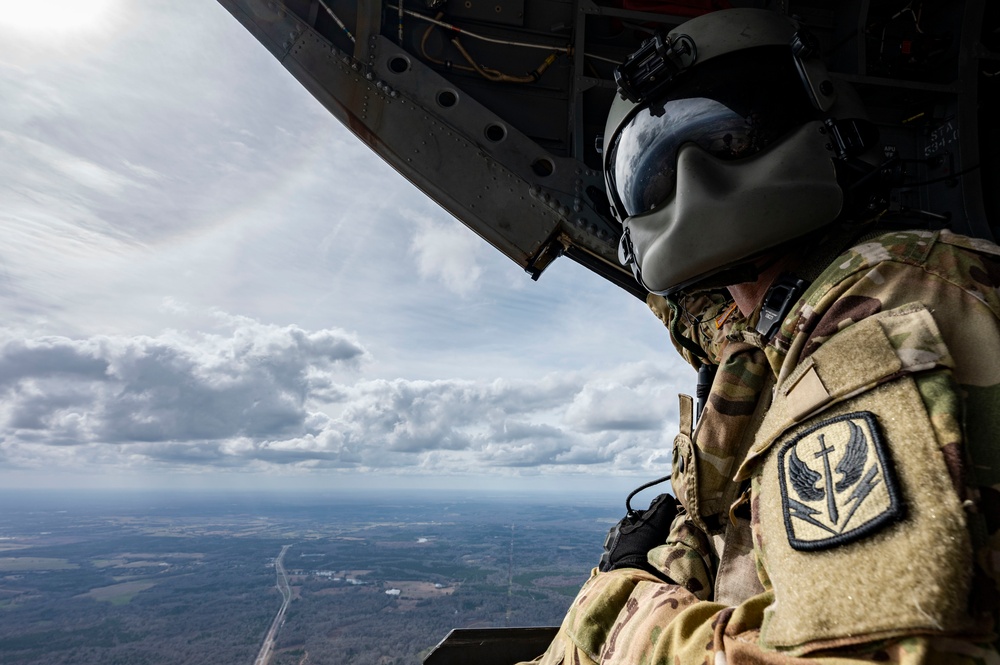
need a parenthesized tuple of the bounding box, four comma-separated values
(604, 8, 877, 295)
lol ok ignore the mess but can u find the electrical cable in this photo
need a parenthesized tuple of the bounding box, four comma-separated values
(397, 0, 404, 44)
(586, 52, 626, 65)
(317, 0, 355, 43)
(873, 1, 926, 70)
(892, 207, 949, 221)
(625, 475, 672, 516)
(891, 1, 924, 34)
(903, 163, 980, 187)
(420, 15, 477, 74)
(401, 5, 620, 80)
(390, 5, 571, 53)
(415, 11, 560, 83)
(450, 37, 558, 82)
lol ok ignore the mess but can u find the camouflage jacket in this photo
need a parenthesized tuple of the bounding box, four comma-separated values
(521, 229, 1000, 664)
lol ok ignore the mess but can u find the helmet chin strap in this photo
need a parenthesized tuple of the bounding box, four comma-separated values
(617, 226, 645, 290)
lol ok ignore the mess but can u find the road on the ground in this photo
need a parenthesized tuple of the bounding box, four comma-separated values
(253, 544, 292, 665)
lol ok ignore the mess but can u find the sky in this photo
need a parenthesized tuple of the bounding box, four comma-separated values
(0, 0, 694, 495)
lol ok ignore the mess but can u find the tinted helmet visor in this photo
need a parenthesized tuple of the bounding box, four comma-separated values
(607, 47, 817, 219)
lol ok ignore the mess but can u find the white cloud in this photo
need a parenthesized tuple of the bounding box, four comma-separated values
(0, 322, 677, 479)
(0, 317, 367, 448)
(563, 365, 670, 433)
(409, 211, 484, 296)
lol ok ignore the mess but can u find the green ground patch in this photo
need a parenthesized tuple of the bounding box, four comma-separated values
(91, 559, 126, 569)
(85, 580, 157, 605)
(0, 557, 78, 571)
(119, 552, 203, 559)
(512, 570, 554, 586)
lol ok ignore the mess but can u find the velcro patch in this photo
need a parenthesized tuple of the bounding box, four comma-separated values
(777, 412, 902, 551)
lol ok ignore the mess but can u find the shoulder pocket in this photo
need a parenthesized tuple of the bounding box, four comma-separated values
(741, 305, 981, 653)
(738, 303, 954, 478)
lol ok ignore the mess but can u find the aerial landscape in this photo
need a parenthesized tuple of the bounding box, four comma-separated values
(5, 0, 997, 662)
(0, 3, 678, 662)
(0, 490, 623, 665)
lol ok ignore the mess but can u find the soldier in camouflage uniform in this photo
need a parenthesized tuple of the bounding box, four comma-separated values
(520, 8, 999, 665)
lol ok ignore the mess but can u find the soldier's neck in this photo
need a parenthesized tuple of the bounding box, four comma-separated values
(727, 256, 790, 318)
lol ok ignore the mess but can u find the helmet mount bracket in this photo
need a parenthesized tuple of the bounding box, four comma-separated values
(614, 33, 697, 105)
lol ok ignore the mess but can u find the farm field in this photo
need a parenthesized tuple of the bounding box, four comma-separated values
(0, 490, 619, 665)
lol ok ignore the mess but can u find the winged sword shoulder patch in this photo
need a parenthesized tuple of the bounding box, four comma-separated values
(777, 411, 903, 551)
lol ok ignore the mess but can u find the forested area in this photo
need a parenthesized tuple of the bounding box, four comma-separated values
(0, 535, 279, 664)
(0, 493, 613, 665)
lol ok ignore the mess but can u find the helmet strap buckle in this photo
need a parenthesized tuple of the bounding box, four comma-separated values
(755, 274, 809, 341)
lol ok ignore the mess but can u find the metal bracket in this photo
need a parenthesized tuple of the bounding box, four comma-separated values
(614, 32, 697, 105)
(824, 118, 879, 160)
(526, 238, 567, 280)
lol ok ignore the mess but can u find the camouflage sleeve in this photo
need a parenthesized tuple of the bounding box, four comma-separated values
(517, 567, 723, 665)
(734, 231, 1000, 661)
(645, 512, 715, 601)
(520, 231, 1000, 665)
(761, 231, 1000, 632)
(515, 509, 721, 665)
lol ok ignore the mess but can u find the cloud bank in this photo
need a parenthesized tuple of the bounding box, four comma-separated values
(0, 316, 677, 479)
